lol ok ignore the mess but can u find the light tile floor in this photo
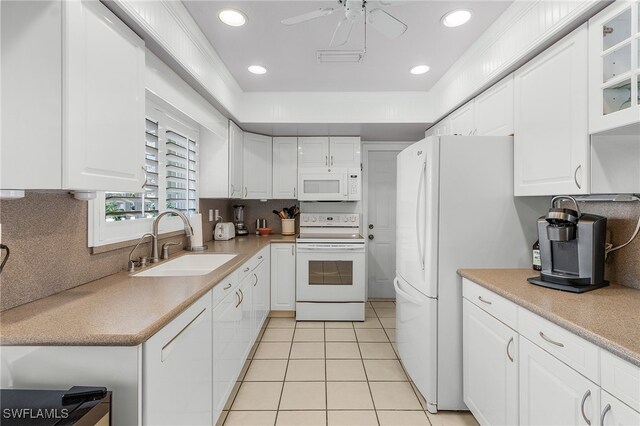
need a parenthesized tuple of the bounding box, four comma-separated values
(219, 300, 479, 426)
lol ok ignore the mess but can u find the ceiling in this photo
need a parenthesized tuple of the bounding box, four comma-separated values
(183, 0, 512, 92)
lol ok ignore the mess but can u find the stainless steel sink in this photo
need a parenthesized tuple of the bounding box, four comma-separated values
(134, 253, 237, 277)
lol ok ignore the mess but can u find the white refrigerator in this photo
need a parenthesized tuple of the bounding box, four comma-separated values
(395, 136, 546, 413)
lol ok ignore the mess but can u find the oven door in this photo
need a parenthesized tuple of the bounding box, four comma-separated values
(297, 169, 348, 201)
(296, 243, 365, 302)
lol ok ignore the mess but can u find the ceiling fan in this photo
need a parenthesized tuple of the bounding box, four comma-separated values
(281, 0, 407, 48)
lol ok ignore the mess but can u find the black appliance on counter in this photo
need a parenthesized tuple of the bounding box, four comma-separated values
(528, 196, 609, 293)
(0, 386, 111, 425)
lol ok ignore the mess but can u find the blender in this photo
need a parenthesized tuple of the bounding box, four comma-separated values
(233, 204, 249, 236)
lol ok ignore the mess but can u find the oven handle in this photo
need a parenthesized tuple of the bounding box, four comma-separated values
(296, 246, 365, 253)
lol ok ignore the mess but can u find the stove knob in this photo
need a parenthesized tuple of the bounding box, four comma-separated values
(350, 216, 356, 222)
(311, 217, 317, 222)
(302, 216, 309, 222)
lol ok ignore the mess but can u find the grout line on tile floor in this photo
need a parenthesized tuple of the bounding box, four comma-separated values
(355, 310, 382, 426)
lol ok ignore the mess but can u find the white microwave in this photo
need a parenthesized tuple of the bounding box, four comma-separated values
(297, 167, 361, 201)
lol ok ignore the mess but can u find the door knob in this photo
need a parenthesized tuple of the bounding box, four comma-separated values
(368, 224, 374, 229)
(368, 235, 374, 240)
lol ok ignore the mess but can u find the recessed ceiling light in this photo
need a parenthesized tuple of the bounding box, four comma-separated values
(218, 9, 247, 27)
(248, 65, 267, 75)
(442, 9, 472, 27)
(410, 65, 430, 75)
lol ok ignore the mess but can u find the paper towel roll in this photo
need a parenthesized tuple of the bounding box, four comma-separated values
(190, 213, 204, 248)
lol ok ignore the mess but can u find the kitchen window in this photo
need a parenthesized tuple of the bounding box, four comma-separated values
(89, 100, 199, 247)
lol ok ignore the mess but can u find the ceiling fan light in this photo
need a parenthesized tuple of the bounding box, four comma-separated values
(248, 65, 267, 75)
(410, 65, 430, 75)
(442, 9, 472, 27)
(218, 9, 247, 27)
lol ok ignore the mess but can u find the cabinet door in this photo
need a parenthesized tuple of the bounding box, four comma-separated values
(271, 243, 296, 311)
(601, 391, 640, 426)
(475, 75, 514, 136)
(514, 24, 589, 196)
(143, 292, 212, 425)
(213, 288, 243, 418)
(519, 337, 600, 426)
(243, 132, 272, 199)
(252, 252, 271, 337)
(239, 276, 254, 360)
(273, 137, 298, 199)
(449, 101, 476, 135)
(329, 137, 361, 168)
(63, 0, 145, 192)
(463, 300, 518, 426)
(229, 121, 244, 198)
(298, 137, 329, 168)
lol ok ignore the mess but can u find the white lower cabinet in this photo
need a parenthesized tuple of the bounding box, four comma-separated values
(520, 337, 599, 426)
(143, 291, 213, 426)
(463, 299, 518, 426)
(601, 391, 640, 426)
(252, 248, 271, 337)
(270, 243, 296, 311)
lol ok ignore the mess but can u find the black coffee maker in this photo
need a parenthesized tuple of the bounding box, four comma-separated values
(528, 196, 609, 293)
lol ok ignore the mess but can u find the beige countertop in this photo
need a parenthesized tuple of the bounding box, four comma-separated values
(0, 234, 296, 347)
(458, 268, 640, 367)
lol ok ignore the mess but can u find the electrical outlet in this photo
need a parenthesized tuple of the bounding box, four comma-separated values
(0, 223, 3, 244)
(209, 209, 214, 222)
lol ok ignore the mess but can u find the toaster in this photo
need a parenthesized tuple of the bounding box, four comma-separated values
(214, 222, 235, 241)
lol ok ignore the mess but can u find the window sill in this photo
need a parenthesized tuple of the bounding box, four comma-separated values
(90, 230, 186, 255)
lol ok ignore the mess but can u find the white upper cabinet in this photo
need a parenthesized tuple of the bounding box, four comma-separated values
(243, 132, 272, 199)
(228, 121, 244, 199)
(329, 137, 361, 168)
(514, 24, 589, 196)
(449, 101, 476, 135)
(1, 0, 145, 192)
(298, 137, 330, 168)
(475, 75, 514, 136)
(589, 1, 640, 134)
(298, 137, 361, 169)
(272, 137, 298, 199)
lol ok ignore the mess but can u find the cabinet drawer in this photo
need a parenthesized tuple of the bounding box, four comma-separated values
(519, 308, 599, 383)
(462, 279, 518, 329)
(213, 270, 239, 308)
(238, 248, 269, 281)
(601, 351, 640, 412)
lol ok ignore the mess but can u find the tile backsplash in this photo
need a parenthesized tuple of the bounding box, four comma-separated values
(0, 192, 637, 312)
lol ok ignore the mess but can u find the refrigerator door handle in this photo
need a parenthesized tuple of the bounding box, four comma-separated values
(394, 278, 423, 306)
(415, 161, 426, 270)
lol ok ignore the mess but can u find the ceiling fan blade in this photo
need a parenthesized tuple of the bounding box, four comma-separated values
(330, 18, 355, 47)
(367, 8, 407, 39)
(281, 8, 335, 25)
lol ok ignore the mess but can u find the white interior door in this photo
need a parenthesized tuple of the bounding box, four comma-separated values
(367, 150, 399, 298)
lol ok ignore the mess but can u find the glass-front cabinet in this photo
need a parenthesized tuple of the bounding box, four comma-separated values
(589, 0, 640, 133)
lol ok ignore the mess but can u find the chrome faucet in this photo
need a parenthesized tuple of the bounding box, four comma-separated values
(151, 209, 194, 263)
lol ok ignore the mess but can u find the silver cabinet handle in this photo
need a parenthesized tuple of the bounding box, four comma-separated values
(325, 155, 328, 166)
(539, 331, 564, 347)
(223, 283, 232, 290)
(506, 337, 514, 362)
(581, 389, 592, 425)
(235, 291, 241, 308)
(478, 295, 492, 305)
(293, 187, 296, 198)
(244, 267, 250, 272)
(244, 187, 248, 197)
(291, 245, 294, 256)
(239, 289, 244, 304)
(331, 155, 334, 166)
(253, 273, 258, 287)
(258, 256, 263, 260)
(574, 164, 582, 189)
(601, 403, 611, 425)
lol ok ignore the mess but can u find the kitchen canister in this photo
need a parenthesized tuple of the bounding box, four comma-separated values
(281, 218, 295, 236)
